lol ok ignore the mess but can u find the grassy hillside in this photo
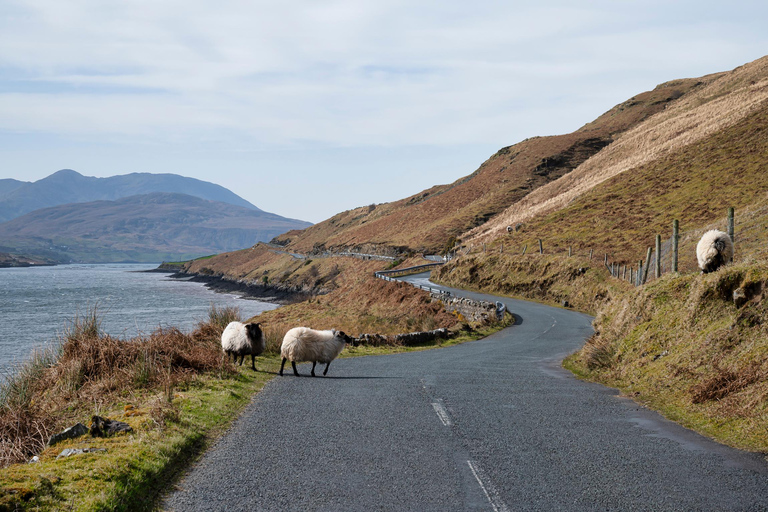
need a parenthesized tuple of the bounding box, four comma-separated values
(467, 56, 768, 245)
(470, 98, 768, 269)
(271, 78, 704, 256)
(566, 264, 768, 452)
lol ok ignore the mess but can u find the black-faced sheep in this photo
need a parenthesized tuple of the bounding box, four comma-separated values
(696, 229, 734, 273)
(221, 321, 265, 371)
(279, 327, 353, 377)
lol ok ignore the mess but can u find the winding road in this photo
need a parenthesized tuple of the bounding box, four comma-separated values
(165, 273, 768, 511)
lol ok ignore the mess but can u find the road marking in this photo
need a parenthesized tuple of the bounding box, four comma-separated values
(431, 400, 452, 426)
(467, 460, 509, 512)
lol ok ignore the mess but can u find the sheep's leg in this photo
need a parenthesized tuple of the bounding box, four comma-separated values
(311, 362, 317, 377)
(291, 361, 300, 377)
(279, 358, 287, 376)
(250, 354, 257, 371)
(238, 355, 245, 366)
(323, 362, 331, 376)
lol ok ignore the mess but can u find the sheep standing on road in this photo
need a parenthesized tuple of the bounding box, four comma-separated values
(279, 327, 353, 377)
(221, 321, 265, 371)
(696, 230, 734, 273)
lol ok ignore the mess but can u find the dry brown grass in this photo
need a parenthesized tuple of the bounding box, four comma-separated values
(689, 360, 766, 404)
(0, 305, 241, 468)
(468, 56, 768, 245)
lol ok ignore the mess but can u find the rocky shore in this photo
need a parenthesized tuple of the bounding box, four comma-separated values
(160, 269, 310, 304)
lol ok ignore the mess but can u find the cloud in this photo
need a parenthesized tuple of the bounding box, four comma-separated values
(1, 0, 767, 150)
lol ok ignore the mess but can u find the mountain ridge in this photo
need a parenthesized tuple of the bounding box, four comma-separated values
(0, 169, 260, 223)
(0, 192, 311, 263)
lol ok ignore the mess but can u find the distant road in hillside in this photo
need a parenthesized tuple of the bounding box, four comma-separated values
(165, 273, 768, 511)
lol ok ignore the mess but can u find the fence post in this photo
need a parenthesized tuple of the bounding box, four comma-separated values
(483, 243, 486, 253)
(727, 207, 735, 243)
(622, 265, 627, 280)
(522, 244, 527, 255)
(500, 243, 503, 254)
(604, 254, 608, 265)
(672, 219, 679, 273)
(637, 261, 643, 286)
(643, 247, 652, 284)
(538, 239, 543, 254)
(589, 248, 593, 260)
(655, 234, 661, 279)
(568, 246, 572, 257)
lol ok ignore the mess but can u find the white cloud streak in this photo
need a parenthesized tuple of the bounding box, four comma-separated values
(1, 0, 764, 148)
(1, 0, 767, 221)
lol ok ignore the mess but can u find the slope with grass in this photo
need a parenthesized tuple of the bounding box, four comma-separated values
(466, 56, 768, 247)
(176, 244, 464, 336)
(566, 263, 768, 452)
(270, 78, 703, 256)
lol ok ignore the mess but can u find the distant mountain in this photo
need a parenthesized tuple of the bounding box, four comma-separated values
(0, 192, 311, 263)
(0, 178, 28, 199)
(0, 169, 260, 223)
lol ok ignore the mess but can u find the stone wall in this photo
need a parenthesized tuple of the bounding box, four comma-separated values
(429, 291, 503, 324)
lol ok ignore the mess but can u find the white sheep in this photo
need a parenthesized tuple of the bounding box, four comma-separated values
(696, 229, 734, 274)
(221, 321, 265, 371)
(279, 327, 353, 377)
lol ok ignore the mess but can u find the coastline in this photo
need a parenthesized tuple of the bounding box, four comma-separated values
(166, 271, 310, 304)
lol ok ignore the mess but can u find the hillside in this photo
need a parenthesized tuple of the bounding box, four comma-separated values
(271, 77, 707, 256)
(0, 193, 311, 263)
(466, 56, 768, 252)
(0, 169, 260, 223)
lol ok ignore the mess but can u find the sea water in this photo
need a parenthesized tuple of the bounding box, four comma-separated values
(0, 264, 279, 373)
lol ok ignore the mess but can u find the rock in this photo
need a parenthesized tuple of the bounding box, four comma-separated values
(90, 416, 133, 437)
(48, 422, 89, 446)
(733, 287, 748, 307)
(57, 448, 83, 459)
(28, 456, 40, 464)
(57, 447, 107, 459)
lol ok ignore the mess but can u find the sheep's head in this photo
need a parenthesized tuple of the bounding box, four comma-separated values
(245, 322, 263, 341)
(333, 329, 353, 345)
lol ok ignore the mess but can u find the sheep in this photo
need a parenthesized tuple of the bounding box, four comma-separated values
(279, 327, 353, 377)
(221, 321, 265, 370)
(696, 229, 734, 274)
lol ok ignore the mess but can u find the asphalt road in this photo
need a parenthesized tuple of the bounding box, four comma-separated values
(165, 273, 768, 511)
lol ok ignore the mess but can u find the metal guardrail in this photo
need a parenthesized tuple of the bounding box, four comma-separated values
(374, 262, 444, 279)
(375, 272, 451, 297)
(375, 262, 450, 296)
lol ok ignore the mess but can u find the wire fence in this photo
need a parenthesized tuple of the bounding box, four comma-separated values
(450, 207, 738, 287)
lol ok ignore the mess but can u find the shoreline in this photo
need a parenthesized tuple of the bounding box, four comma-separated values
(167, 271, 310, 304)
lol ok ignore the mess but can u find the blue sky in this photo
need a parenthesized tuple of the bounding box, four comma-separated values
(1, 0, 767, 223)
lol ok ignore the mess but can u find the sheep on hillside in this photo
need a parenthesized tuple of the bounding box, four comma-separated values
(221, 321, 265, 371)
(279, 327, 353, 377)
(696, 229, 734, 274)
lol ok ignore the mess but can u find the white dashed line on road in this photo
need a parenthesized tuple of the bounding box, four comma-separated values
(467, 460, 509, 512)
(431, 400, 452, 426)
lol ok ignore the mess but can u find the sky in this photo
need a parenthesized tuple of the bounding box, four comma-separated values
(1, 1, 767, 223)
